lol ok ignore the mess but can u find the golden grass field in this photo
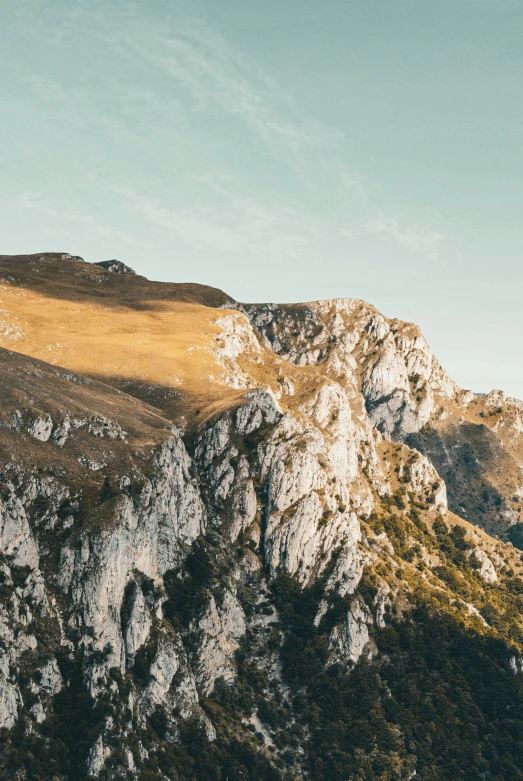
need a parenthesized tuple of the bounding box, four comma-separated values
(0, 253, 269, 428)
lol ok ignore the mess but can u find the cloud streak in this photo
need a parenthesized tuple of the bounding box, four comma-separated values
(88, 4, 446, 263)
(2, 0, 448, 271)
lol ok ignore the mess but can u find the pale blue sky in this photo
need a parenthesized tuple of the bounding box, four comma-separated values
(1, 1, 522, 396)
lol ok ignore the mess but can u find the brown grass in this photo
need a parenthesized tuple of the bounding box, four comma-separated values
(0, 254, 269, 427)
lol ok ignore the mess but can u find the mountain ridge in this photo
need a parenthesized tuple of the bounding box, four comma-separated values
(0, 252, 521, 781)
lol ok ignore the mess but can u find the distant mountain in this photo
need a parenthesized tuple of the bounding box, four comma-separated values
(0, 253, 521, 781)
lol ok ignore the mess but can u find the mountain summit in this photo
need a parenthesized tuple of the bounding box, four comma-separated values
(0, 253, 521, 781)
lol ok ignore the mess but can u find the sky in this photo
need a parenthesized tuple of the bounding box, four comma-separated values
(1, 0, 522, 397)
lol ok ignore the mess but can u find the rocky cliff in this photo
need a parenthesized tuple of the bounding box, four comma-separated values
(0, 253, 521, 781)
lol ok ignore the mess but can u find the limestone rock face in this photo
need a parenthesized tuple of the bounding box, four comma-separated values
(484, 390, 523, 457)
(470, 548, 498, 583)
(194, 382, 372, 586)
(236, 297, 458, 441)
(0, 671, 22, 730)
(210, 313, 265, 389)
(57, 437, 205, 684)
(195, 590, 246, 695)
(329, 598, 372, 665)
(234, 296, 523, 542)
(122, 581, 152, 668)
(0, 490, 40, 569)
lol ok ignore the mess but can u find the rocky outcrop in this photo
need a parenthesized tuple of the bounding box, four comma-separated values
(470, 548, 498, 583)
(231, 297, 523, 545)
(329, 598, 373, 665)
(236, 297, 458, 441)
(95, 259, 136, 275)
(195, 590, 246, 695)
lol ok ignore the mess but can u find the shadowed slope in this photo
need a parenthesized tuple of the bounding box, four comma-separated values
(0, 345, 177, 492)
(0, 252, 230, 309)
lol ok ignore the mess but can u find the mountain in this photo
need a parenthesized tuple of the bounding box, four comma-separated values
(0, 252, 521, 781)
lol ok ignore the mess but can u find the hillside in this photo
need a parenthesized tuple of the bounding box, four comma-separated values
(0, 253, 521, 781)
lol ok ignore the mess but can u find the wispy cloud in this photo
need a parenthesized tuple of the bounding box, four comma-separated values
(105, 179, 314, 261)
(88, 6, 446, 263)
(19, 193, 147, 250)
(2, 0, 448, 270)
(341, 211, 445, 263)
(95, 15, 324, 165)
(365, 212, 445, 261)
